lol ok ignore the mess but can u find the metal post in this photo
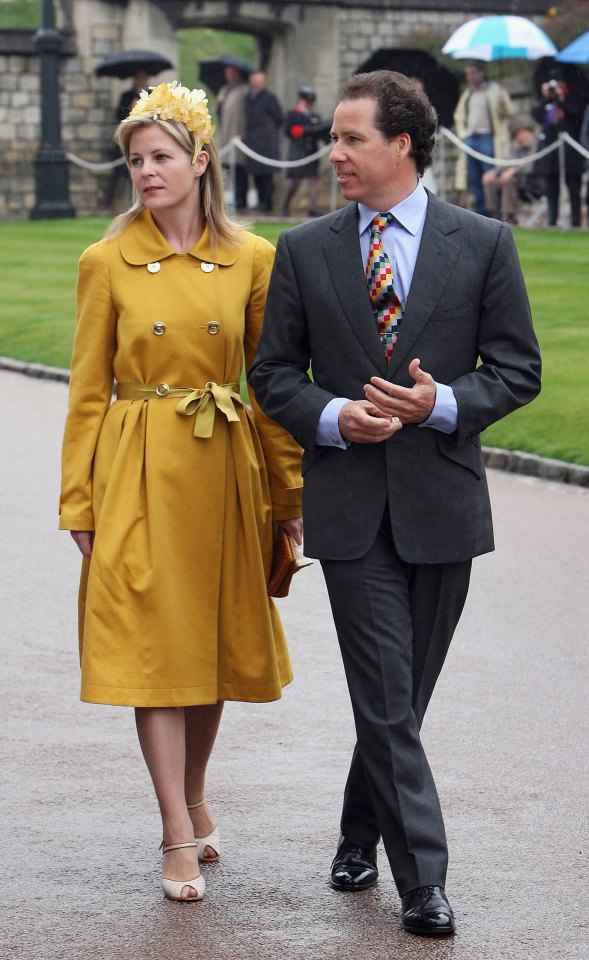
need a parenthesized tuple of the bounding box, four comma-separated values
(557, 134, 567, 230)
(438, 132, 447, 202)
(30, 0, 75, 219)
(230, 139, 237, 214)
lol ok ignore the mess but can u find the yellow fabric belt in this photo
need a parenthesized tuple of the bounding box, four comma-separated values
(116, 381, 243, 439)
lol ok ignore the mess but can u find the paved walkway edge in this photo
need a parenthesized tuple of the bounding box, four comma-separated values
(3, 354, 588, 488)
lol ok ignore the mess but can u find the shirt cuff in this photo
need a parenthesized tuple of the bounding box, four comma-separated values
(316, 397, 351, 448)
(419, 382, 458, 434)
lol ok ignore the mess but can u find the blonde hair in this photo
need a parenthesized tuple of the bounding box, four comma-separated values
(104, 115, 244, 250)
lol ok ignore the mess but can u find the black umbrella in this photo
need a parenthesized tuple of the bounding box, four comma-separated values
(95, 49, 174, 80)
(199, 55, 254, 94)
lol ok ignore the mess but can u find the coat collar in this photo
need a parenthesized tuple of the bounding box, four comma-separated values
(119, 209, 240, 266)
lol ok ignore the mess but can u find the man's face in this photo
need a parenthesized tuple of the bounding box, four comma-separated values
(249, 71, 266, 92)
(329, 97, 399, 209)
(464, 65, 484, 88)
(514, 127, 534, 148)
(224, 66, 242, 86)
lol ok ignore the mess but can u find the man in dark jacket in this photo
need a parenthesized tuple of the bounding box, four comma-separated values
(244, 71, 283, 212)
(250, 70, 541, 938)
(283, 87, 330, 217)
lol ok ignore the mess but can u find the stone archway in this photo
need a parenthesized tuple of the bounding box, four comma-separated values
(71, 1, 342, 118)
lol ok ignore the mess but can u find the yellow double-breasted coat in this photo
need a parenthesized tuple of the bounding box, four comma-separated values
(59, 210, 302, 707)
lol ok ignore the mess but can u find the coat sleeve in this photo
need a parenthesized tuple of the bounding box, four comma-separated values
(243, 235, 303, 521)
(248, 229, 338, 452)
(453, 90, 468, 139)
(497, 85, 515, 119)
(59, 242, 116, 530)
(450, 223, 541, 445)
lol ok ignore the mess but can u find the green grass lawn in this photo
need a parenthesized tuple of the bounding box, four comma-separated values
(1, 219, 588, 465)
(481, 230, 589, 465)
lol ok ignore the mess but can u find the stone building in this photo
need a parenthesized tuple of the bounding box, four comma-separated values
(0, 0, 549, 220)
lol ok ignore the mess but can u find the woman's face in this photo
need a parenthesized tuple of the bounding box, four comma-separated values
(128, 125, 208, 216)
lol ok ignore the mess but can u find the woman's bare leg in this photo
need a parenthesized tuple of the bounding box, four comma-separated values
(135, 707, 200, 896)
(185, 702, 224, 854)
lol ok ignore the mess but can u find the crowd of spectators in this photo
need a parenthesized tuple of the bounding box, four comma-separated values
(452, 60, 589, 228)
(110, 59, 589, 226)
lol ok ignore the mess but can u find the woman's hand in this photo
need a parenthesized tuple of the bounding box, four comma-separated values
(70, 531, 94, 557)
(274, 517, 303, 546)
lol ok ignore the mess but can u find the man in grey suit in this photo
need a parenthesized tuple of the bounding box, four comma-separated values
(249, 71, 541, 937)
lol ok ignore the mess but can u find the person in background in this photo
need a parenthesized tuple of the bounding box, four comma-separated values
(244, 71, 283, 212)
(453, 61, 515, 216)
(217, 64, 250, 211)
(117, 68, 150, 122)
(531, 68, 585, 228)
(103, 68, 150, 208)
(283, 87, 329, 217)
(580, 101, 589, 227)
(60, 81, 302, 905)
(481, 119, 544, 225)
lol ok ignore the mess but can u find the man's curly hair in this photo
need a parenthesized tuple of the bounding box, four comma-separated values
(340, 71, 437, 176)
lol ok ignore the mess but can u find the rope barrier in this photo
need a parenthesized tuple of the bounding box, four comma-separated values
(560, 130, 589, 161)
(66, 152, 124, 171)
(229, 136, 332, 168)
(65, 137, 332, 173)
(64, 129, 588, 232)
(437, 126, 560, 168)
(66, 130, 588, 175)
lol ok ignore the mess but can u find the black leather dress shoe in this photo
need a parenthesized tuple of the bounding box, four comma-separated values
(401, 886, 455, 936)
(330, 837, 378, 891)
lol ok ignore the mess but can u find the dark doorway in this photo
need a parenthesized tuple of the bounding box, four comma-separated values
(357, 49, 460, 129)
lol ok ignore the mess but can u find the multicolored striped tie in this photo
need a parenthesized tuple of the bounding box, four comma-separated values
(366, 212, 402, 362)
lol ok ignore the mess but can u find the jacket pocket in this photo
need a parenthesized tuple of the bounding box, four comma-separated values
(436, 432, 482, 478)
(430, 307, 472, 323)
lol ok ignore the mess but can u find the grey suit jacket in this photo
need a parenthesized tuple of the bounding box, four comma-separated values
(249, 193, 541, 564)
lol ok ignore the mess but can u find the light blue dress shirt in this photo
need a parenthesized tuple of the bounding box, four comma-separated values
(316, 181, 458, 448)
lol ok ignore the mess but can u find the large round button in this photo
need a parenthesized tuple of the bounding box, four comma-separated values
(147, 261, 161, 274)
(201, 262, 214, 273)
(152, 321, 166, 336)
(207, 321, 221, 335)
(156, 383, 170, 397)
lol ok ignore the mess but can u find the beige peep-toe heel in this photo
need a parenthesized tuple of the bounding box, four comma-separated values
(161, 841, 205, 902)
(187, 799, 221, 862)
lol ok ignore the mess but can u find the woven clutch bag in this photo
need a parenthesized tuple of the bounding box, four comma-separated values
(268, 527, 313, 598)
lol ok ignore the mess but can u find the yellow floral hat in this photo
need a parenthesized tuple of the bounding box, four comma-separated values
(127, 80, 215, 163)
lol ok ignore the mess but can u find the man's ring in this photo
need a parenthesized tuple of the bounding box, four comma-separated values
(390, 416, 400, 424)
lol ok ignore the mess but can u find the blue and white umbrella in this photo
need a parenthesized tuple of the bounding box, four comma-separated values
(556, 30, 589, 64)
(442, 15, 557, 62)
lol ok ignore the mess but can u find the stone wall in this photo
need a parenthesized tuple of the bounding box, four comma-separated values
(337, 7, 465, 82)
(0, 23, 126, 220)
(0, 46, 39, 219)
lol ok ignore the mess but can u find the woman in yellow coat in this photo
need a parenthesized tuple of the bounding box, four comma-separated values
(59, 82, 303, 903)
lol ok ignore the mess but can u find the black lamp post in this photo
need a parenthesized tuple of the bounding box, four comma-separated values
(30, 0, 75, 219)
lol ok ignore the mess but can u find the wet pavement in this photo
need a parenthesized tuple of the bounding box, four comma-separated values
(1, 369, 588, 960)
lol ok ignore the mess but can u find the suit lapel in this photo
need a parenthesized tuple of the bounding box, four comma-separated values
(323, 205, 388, 374)
(388, 193, 461, 380)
